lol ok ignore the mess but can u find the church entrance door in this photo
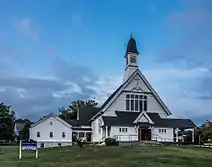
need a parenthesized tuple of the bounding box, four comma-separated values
(138, 127, 151, 141)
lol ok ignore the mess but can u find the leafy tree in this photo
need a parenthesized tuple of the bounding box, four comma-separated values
(20, 121, 32, 140)
(196, 120, 212, 142)
(59, 100, 98, 120)
(58, 107, 72, 120)
(0, 103, 15, 141)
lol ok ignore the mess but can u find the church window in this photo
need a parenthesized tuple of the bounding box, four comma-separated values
(126, 99, 130, 110)
(98, 118, 102, 133)
(40, 143, 44, 148)
(50, 132, 53, 138)
(130, 56, 136, 63)
(131, 100, 134, 110)
(126, 94, 148, 111)
(135, 99, 139, 110)
(62, 132, 65, 138)
(121, 128, 128, 132)
(144, 100, 147, 111)
(159, 129, 166, 133)
(37, 132, 40, 137)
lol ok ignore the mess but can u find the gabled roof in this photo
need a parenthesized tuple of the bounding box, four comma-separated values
(102, 111, 196, 128)
(30, 114, 71, 128)
(91, 69, 171, 121)
(100, 84, 123, 110)
(133, 111, 154, 124)
(68, 107, 101, 126)
(153, 118, 196, 129)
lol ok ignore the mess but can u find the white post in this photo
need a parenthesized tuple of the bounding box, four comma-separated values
(182, 131, 184, 143)
(192, 129, 195, 143)
(36, 148, 38, 158)
(176, 128, 179, 143)
(105, 126, 108, 138)
(19, 140, 22, 159)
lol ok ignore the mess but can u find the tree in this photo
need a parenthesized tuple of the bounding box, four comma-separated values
(58, 107, 72, 120)
(59, 100, 98, 120)
(196, 120, 212, 142)
(20, 121, 32, 140)
(0, 102, 15, 141)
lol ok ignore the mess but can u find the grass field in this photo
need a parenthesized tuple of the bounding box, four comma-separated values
(0, 145, 212, 167)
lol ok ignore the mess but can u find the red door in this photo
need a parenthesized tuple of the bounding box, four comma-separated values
(138, 127, 142, 141)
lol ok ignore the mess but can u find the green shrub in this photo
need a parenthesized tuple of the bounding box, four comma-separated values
(105, 138, 119, 146)
(76, 138, 86, 148)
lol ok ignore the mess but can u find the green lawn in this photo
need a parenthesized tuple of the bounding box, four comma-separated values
(0, 145, 212, 167)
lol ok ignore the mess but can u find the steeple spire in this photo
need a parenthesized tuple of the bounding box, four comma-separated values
(125, 35, 139, 57)
(123, 36, 139, 83)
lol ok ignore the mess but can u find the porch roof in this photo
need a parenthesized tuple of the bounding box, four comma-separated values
(102, 111, 196, 128)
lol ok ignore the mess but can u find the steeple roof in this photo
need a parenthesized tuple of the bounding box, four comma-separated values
(126, 35, 139, 55)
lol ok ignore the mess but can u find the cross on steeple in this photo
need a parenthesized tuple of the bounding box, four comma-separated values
(135, 75, 140, 89)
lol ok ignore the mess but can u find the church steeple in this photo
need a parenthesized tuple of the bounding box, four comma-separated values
(125, 35, 139, 57)
(123, 35, 139, 83)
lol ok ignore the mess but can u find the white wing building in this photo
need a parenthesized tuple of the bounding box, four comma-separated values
(29, 114, 72, 148)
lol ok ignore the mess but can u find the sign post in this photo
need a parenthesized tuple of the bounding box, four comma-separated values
(19, 139, 38, 159)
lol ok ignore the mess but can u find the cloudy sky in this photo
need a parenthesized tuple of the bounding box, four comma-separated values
(0, 0, 212, 124)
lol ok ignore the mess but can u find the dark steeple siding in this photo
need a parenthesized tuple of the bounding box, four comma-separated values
(125, 36, 139, 56)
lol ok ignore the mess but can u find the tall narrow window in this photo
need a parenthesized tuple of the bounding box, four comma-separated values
(131, 99, 134, 110)
(126, 99, 130, 110)
(144, 101, 147, 111)
(135, 95, 139, 110)
(50, 132, 53, 138)
(37, 132, 40, 137)
(62, 132, 65, 138)
(125, 94, 148, 111)
(98, 118, 102, 133)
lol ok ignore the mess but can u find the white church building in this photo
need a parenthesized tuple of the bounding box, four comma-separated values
(30, 36, 196, 147)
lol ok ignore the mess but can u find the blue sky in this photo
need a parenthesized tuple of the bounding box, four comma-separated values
(0, 0, 212, 124)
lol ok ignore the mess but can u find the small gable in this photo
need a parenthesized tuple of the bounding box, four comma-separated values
(137, 114, 149, 123)
(133, 112, 154, 124)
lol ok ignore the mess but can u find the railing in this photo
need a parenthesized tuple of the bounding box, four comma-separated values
(114, 135, 137, 142)
(152, 133, 175, 143)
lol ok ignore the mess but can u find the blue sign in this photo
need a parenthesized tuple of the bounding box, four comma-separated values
(22, 139, 37, 151)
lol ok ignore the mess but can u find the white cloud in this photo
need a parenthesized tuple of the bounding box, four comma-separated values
(18, 18, 38, 43)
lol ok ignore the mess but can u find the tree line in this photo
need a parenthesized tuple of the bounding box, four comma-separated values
(0, 100, 212, 143)
(0, 100, 97, 142)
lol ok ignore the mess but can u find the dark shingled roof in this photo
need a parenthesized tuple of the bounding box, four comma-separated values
(125, 37, 139, 55)
(154, 118, 196, 128)
(102, 111, 196, 129)
(68, 107, 101, 126)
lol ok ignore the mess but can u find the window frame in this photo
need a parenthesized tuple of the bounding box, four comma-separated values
(126, 93, 147, 111)
(50, 132, 53, 138)
(130, 55, 136, 63)
(37, 132, 40, 137)
(62, 132, 65, 138)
